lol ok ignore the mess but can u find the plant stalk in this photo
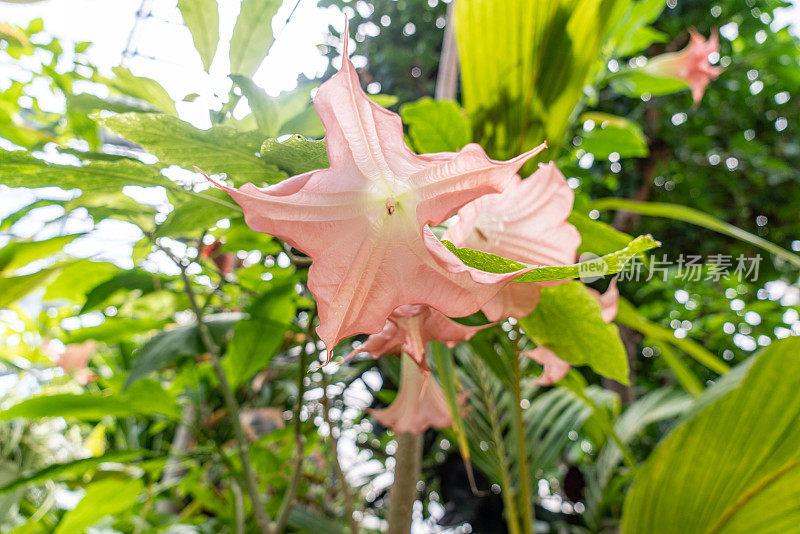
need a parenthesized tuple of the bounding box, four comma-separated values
(513, 353, 534, 533)
(175, 255, 272, 533)
(386, 431, 423, 534)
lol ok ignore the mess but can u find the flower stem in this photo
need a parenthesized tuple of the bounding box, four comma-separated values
(386, 431, 423, 534)
(171, 251, 272, 533)
(513, 353, 534, 533)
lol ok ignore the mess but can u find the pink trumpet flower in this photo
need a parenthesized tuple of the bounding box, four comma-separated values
(44, 340, 98, 386)
(214, 22, 545, 360)
(644, 29, 723, 105)
(523, 279, 619, 385)
(370, 355, 454, 434)
(347, 304, 488, 372)
(443, 163, 581, 321)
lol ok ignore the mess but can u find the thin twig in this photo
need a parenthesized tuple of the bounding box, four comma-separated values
(271, 334, 310, 534)
(162, 245, 272, 533)
(322, 375, 359, 534)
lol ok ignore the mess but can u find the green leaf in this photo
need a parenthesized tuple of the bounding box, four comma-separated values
(260, 135, 329, 175)
(66, 318, 167, 344)
(125, 314, 242, 388)
(103, 66, 177, 116)
(442, 234, 660, 283)
(178, 0, 219, 71)
(54, 477, 143, 534)
(0, 383, 179, 421)
(567, 211, 633, 256)
(400, 97, 471, 153)
(228, 0, 282, 78)
(224, 279, 296, 387)
(588, 198, 800, 269)
(615, 25, 667, 57)
(615, 297, 729, 375)
(579, 112, 648, 159)
(456, 0, 631, 157)
(155, 189, 241, 238)
(0, 234, 82, 274)
(230, 75, 279, 136)
(100, 113, 285, 185)
(621, 337, 800, 534)
(0, 451, 146, 494)
(43, 260, 120, 303)
(519, 282, 629, 383)
(80, 270, 169, 314)
(0, 266, 64, 308)
(0, 150, 236, 209)
(609, 70, 689, 98)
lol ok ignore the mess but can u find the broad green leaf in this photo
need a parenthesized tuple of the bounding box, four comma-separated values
(519, 282, 629, 383)
(615, 297, 729, 375)
(178, 0, 219, 71)
(0, 150, 235, 209)
(230, 74, 279, 136)
(54, 477, 143, 534)
(0, 266, 63, 308)
(260, 135, 329, 175)
(456, 0, 631, 158)
(0, 382, 179, 421)
(155, 188, 241, 238)
(43, 260, 120, 304)
(229, 0, 282, 78)
(125, 313, 242, 388)
(442, 234, 660, 283)
(66, 92, 155, 114)
(400, 97, 470, 153)
(0, 451, 146, 494)
(621, 337, 800, 534)
(63, 191, 158, 231)
(0, 234, 82, 274)
(609, 70, 689, 98)
(588, 198, 800, 269)
(66, 318, 167, 344)
(615, 25, 667, 56)
(100, 113, 285, 184)
(567, 211, 633, 256)
(579, 112, 648, 159)
(224, 278, 296, 387)
(102, 66, 177, 116)
(80, 270, 170, 314)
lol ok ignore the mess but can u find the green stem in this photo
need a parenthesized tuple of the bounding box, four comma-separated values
(512, 353, 534, 533)
(475, 358, 522, 534)
(386, 430, 423, 534)
(272, 338, 308, 534)
(172, 251, 271, 533)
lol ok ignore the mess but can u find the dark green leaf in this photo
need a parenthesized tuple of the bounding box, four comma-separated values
(260, 135, 329, 175)
(400, 97, 470, 153)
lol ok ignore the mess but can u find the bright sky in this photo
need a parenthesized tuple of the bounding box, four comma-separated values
(2, 0, 343, 128)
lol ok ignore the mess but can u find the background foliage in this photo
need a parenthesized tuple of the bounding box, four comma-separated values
(1, 0, 799, 532)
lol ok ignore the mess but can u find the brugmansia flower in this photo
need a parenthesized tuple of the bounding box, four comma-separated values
(347, 304, 488, 372)
(370, 355, 454, 433)
(443, 163, 580, 321)
(44, 340, 98, 386)
(644, 29, 723, 105)
(215, 23, 545, 360)
(523, 279, 619, 385)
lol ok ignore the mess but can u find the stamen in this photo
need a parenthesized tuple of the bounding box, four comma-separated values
(385, 197, 396, 215)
